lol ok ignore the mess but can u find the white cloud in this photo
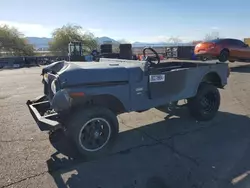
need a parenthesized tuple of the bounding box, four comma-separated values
(82, 28, 105, 37)
(211, 26, 219, 30)
(131, 35, 193, 43)
(0, 20, 54, 37)
(0, 20, 104, 38)
(0, 20, 197, 43)
(88, 28, 103, 33)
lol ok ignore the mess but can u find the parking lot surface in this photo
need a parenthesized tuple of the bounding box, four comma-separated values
(1, 62, 250, 188)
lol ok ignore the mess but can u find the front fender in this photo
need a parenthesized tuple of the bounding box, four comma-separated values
(66, 84, 130, 111)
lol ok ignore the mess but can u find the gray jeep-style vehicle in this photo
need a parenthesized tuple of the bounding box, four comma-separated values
(27, 47, 229, 158)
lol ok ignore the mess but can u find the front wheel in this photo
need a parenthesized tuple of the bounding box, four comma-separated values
(187, 83, 220, 121)
(218, 50, 229, 62)
(67, 106, 119, 158)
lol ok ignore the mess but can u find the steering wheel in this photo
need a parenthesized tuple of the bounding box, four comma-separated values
(142, 47, 160, 65)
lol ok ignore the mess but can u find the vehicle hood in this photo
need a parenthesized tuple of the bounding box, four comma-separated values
(41, 60, 66, 75)
(43, 60, 144, 88)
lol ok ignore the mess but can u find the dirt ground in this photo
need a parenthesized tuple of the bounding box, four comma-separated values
(1, 62, 250, 188)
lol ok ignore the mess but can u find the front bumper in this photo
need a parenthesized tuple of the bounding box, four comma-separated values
(26, 95, 62, 131)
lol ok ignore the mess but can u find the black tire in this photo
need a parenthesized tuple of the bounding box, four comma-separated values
(218, 50, 229, 62)
(200, 56, 207, 61)
(187, 83, 220, 121)
(67, 106, 119, 158)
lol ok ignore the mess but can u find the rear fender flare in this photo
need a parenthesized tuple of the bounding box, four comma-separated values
(193, 71, 222, 97)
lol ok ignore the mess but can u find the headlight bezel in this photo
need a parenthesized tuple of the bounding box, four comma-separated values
(51, 79, 57, 94)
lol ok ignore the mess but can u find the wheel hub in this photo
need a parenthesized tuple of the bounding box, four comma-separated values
(200, 92, 216, 114)
(94, 131, 100, 139)
(79, 118, 111, 152)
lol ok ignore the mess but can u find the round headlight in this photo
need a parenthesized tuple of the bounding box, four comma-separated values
(51, 80, 57, 94)
(43, 73, 49, 83)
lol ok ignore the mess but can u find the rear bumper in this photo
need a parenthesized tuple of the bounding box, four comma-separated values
(26, 95, 61, 131)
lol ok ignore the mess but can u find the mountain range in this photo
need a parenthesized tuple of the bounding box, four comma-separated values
(26, 36, 192, 50)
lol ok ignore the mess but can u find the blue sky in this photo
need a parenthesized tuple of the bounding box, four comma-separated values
(1, 0, 249, 42)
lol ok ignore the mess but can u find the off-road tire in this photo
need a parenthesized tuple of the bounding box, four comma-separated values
(218, 50, 229, 62)
(67, 106, 119, 158)
(187, 83, 220, 121)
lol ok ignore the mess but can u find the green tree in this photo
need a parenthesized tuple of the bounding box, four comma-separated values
(49, 24, 98, 55)
(0, 25, 34, 56)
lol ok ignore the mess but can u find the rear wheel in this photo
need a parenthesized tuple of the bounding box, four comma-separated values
(187, 83, 220, 121)
(218, 50, 229, 62)
(67, 106, 119, 158)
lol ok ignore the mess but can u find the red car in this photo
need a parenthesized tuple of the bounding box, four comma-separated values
(194, 38, 250, 62)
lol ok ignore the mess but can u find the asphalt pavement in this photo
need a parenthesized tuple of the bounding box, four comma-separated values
(1, 62, 250, 188)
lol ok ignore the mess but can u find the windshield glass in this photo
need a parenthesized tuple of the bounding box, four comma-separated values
(209, 39, 221, 43)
